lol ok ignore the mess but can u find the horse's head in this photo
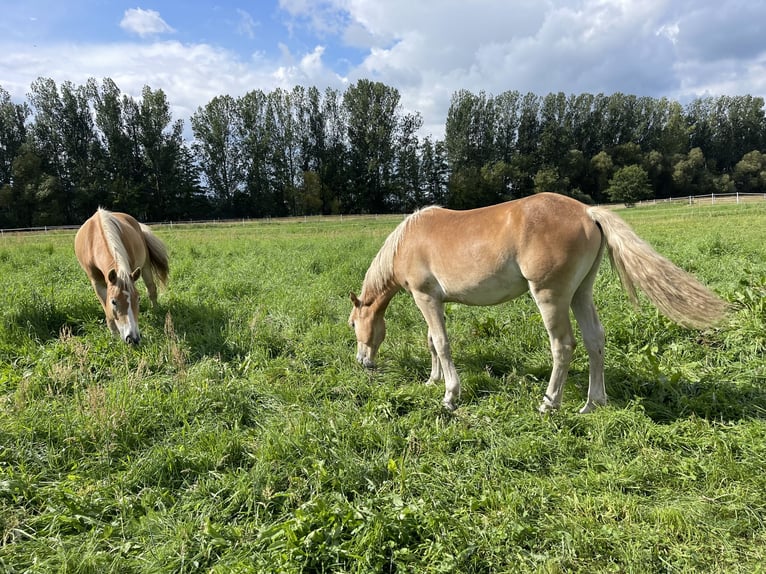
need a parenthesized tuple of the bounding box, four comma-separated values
(106, 268, 142, 345)
(349, 292, 386, 369)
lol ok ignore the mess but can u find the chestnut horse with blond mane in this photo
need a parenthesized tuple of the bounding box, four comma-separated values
(349, 192, 727, 414)
(75, 208, 168, 344)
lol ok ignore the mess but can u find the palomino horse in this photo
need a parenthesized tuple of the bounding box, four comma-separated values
(349, 192, 727, 414)
(75, 208, 169, 344)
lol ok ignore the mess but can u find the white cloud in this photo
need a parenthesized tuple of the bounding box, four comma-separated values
(120, 8, 175, 38)
(1, 0, 765, 142)
(236, 9, 257, 39)
(0, 37, 346, 137)
(657, 22, 680, 45)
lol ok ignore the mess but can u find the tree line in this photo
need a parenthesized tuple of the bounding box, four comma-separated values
(1, 78, 765, 227)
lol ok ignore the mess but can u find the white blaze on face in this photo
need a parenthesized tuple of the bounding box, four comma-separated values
(356, 340, 375, 368)
(356, 340, 367, 365)
(116, 288, 140, 344)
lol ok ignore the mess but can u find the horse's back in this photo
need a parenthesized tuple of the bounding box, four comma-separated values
(395, 193, 603, 303)
(75, 209, 148, 275)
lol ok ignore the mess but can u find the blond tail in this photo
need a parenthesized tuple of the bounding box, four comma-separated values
(140, 224, 169, 288)
(587, 206, 728, 329)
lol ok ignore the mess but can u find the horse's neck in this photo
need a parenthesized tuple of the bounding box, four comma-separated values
(363, 281, 400, 312)
(100, 215, 130, 276)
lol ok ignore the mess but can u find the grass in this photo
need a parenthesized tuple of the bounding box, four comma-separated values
(1, 203, 765, 572)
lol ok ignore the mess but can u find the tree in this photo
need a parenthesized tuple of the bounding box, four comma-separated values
(606, 164, 653, 206)
(533, 166, 568, 195)
(343, 80, 400, 213)
(0, 87, 29, 189)
(420, 137, 448, 205)
(91, 78, 138, 212)
(191, 95, 245, 213)
(445, 90, 496, 172)
(318, 87, 348, 214)
(590, 151, 614, 201)
(265, 88, 298, 216)
(672, 147, 711, 196)
(0, 144, 42, 227)
(539, 92, 570, 167)
(136, 86, 188, 220)
(393, 111, 423, 211)
(297, 86, 332, 214)
(733, 150, 766, 193)
(27, 78, 98, 222)
(237, 89, 271, 217)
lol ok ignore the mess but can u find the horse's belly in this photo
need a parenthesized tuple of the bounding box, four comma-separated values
(442, 273, 528, 306)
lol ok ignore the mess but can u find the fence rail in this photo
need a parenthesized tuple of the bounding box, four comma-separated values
(2, 193, 766, 235)
(0, 213, 391, 236)
(635, 192, 766, 207)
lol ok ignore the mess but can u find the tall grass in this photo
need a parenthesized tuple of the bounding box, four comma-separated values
(1, 204, 765, 572)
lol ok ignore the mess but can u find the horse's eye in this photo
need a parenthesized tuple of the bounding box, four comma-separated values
(111, 299, 117, 307)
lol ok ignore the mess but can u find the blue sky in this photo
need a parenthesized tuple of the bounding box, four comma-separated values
(1, 0, 765, 139)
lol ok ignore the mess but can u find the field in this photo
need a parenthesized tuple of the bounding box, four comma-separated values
(1, 202, 766, 573)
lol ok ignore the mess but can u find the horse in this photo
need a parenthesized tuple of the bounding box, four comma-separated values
(349, 192, 728, 414)
(75, 208, 169, 344)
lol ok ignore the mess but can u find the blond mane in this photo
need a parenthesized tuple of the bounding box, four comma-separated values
(361, 206, 439, 300)
(97, 208, 132, 280)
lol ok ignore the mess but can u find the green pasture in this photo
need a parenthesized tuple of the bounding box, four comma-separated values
(1, 203, 765, 573)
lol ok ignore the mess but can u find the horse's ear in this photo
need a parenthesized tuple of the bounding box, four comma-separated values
(107, 269, 118, 284)
(350, 292, 361, 307)
(131, 267, 141, 282)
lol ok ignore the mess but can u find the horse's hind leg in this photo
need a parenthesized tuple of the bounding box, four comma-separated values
(141, 264, 159, 306)
(571, 286, 607, 413)
(427, 332, 444, 383)
(530, 286, 576, 413)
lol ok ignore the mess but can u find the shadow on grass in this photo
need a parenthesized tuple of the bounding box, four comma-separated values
(150, 298, 231, 360)
(603, 366, 766, 423)
(6, 293, 98, 343)
(6, 291, 230, 361)
(405, 347, 766, 424)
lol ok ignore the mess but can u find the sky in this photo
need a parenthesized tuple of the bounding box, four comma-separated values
(1, 0, 765, 140)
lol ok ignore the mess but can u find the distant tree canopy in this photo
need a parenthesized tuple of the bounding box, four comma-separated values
(1, 79, 765, 227)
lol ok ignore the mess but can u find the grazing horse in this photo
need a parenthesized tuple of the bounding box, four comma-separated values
(75, 208, 169, 344)
(349, 192, 727, 414)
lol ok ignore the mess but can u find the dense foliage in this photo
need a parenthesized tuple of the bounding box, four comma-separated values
(1, 78, 766, 227)
(1, 203, 765, 572)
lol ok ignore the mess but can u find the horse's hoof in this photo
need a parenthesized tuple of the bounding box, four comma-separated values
(578, 400, 606, 414)
(538, 402, 558, 414)
(441, 399, 457, 412)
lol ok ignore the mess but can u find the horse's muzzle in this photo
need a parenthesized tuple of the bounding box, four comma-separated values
(125, 333, 141, 345)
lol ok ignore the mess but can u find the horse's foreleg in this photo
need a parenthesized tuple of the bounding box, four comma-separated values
(92, 279, 107, 308)
(572, 289, 607, 413)
(532, 288, 576, 413)
(414, 294, 459, 410)
(92, 278, 117, 334)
